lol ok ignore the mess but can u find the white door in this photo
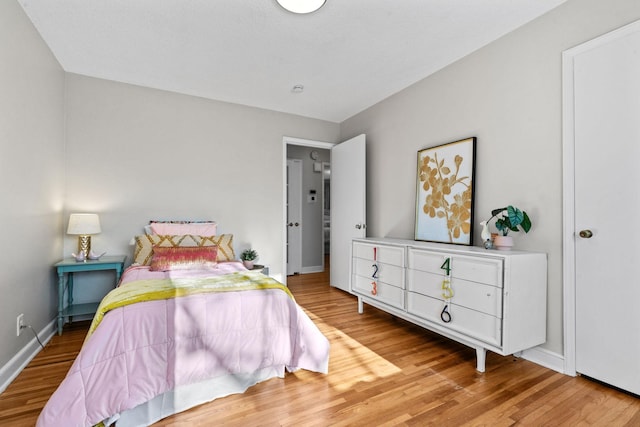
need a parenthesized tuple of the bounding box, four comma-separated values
(287, 159, 302, 275)
(330, 134, 366, 292)
(571, 23, 640, 395)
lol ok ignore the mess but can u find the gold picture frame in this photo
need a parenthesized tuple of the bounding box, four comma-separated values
(415, 137, 476, 245)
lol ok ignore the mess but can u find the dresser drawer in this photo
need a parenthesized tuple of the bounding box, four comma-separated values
(353, 275, 405, 309)
(408, 249, 503, 287)
(407, 292, 502, 346)
(353, 242, 404, 267)
(407, 269, 502, 317)
(353, 257, 404, 288)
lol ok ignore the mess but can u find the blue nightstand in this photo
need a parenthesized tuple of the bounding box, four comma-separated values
(251, 264, 269, 275)
(54, 255, 127, 335)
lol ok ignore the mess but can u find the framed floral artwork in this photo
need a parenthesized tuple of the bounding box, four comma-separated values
(415, 137, 476, 245)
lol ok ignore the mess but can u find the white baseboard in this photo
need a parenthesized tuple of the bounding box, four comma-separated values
(520, 345, 567, 374)
(0, 320, 56, 394)
(301, 265, 324, 274)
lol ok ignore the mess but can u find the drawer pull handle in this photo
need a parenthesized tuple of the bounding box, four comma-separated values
(371, 281, 378, 296)
(441, 305, 452, 323)
(371, 263, 379, 279)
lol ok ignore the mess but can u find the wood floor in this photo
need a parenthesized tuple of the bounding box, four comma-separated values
(1, 268, 639, 426)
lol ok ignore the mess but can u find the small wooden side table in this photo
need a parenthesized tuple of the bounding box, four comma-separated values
(54, 255, 127, 335)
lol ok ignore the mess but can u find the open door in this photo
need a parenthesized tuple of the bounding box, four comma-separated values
(330, 134, 366, 292)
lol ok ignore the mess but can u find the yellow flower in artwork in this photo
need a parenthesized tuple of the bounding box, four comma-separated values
(419, 157, 438, 192)
(448, 189, 472, 238)
(430, 174, 452, 198)
(423, 193, 440, 217)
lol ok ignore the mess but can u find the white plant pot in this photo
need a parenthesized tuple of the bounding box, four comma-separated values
(243, 260, 254, 269)
(493, 235, 514, 251)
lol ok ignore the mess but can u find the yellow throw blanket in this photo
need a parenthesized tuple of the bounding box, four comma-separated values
(87, 270, 294, 341)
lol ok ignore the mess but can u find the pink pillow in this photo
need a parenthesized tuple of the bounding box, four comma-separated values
(149, 246, 218, 271)
(149, 222, 217, 236)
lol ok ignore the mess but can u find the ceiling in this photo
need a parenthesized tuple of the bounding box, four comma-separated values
(18, 0, 568, 123)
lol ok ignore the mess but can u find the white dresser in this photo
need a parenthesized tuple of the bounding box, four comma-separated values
(351, 237, 547, 372)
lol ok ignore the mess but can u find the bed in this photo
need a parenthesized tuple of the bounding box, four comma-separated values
(37, 222, 330, 427)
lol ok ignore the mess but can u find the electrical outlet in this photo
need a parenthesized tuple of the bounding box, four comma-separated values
(16, 313, 24, 337)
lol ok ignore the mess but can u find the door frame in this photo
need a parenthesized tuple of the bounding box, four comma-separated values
(286, 159, 303, 276)
(282, 136, 335, 285)
(561, 19, 640, 377)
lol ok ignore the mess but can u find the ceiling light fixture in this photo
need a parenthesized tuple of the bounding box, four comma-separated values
(276, 0, 326, 14)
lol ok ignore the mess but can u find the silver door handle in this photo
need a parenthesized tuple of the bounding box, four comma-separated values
(579, 229, 593, 238)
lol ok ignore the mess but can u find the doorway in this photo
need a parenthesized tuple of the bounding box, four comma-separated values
(283, 137, 335, 284)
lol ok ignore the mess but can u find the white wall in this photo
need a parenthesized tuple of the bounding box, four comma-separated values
(340, 0, 640, 357)
(63, 74, 340, 296)
(0, 0, 65, 385)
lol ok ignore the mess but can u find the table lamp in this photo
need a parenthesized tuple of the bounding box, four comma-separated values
(67, 213, 101, 258)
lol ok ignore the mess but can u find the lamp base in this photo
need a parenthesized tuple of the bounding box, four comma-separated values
(78, 235, 92, 259)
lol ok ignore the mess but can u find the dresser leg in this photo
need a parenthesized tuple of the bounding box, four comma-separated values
(475, 346, 487, 372)
(357, 296, 364, 314)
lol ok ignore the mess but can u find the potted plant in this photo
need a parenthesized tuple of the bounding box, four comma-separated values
(240, 248, 258, 269)
(485, 205, 532, 250)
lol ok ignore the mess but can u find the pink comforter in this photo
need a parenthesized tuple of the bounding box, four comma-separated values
(37, 263, 330, 427)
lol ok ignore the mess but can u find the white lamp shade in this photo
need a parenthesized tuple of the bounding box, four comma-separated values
(276, 0, 325, 14)
(67, 213, 101, 235)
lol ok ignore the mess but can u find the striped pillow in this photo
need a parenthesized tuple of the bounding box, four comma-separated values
(149, 246, 218, 271)
(133, 234, 235, 265)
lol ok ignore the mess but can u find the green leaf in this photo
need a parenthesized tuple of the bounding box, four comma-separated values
(491, 207, 507, 217)
(495, 218, 508, 234)
(520, 212, 532, 233)
(507, 206, 524, 227)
